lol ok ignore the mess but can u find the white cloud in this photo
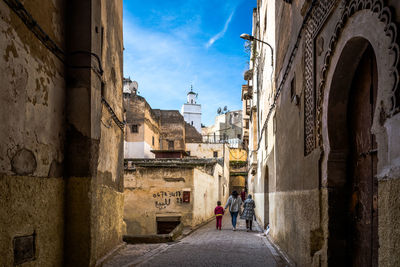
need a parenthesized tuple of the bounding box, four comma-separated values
(205, 11, 234, 48)
(123, 12, 245, 126)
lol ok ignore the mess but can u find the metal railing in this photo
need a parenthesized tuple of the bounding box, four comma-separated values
(201, 135, 243, 148)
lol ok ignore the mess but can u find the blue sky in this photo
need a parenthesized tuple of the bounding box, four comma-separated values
(123, 0, 256, 126)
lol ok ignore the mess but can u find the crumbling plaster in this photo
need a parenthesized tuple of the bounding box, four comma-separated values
(0, 0, 65, 178)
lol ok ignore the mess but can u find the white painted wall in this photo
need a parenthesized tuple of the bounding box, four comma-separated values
(124, 141, 155, 159)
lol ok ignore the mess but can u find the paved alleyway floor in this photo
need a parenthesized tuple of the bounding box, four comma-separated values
(104, 214, 287, 267)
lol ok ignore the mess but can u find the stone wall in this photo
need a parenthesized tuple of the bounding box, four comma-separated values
(157, 110, 186, 150)
(248, 0, 400, 266)
(124, 166, 194, 235)
(0, 0, 124, 265)
(186, 143, 230, 202)
(124, 95, 160, 158)
(123, 159, 221, 236)
(0, 0, 66, 265)
(192, 168, 220, 226)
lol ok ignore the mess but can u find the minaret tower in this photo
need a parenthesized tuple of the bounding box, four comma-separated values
(181, 85, 202, 133)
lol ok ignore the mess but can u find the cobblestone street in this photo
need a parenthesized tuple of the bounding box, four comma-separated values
(104, 214, 286, 267)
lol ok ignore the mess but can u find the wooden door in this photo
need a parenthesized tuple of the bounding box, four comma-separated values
(347, 45, 378, 267)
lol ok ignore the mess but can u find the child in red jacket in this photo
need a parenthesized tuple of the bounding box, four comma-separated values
(214, 201, 224, 230)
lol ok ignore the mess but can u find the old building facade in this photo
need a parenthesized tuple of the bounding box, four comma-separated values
(229, 148, 247, 195)
(123, 158, 225, 237)
(124, 91, 161, 158)
(123, 91, 202, 159)
(123, 92, 228, 240)
(202, 110, 243, 148)
(0, 0, 124, 266)
(244, 0, 400, 266)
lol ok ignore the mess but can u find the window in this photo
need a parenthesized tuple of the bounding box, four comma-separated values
(191, 121, 193, 125)
(187, 151, 191, 156)
(152, 136, 155, 146)
(245, 120, 249, 129)
(168, 140, 174, 150)
(290, 76, 295, 101)
(213, 151, 218, 157)
(191, 100, 193, 104)
(237, 134, 241, 139)
(131, 124, 138, 133)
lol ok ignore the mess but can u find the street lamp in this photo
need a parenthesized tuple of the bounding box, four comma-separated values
(240, 33, 273, 67)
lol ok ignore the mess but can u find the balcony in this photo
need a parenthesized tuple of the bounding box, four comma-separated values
(248, 150, 257, 175)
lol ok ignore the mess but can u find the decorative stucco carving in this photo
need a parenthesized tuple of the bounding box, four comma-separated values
(304, 0, 336, 155)
(316, 0, 400, 147)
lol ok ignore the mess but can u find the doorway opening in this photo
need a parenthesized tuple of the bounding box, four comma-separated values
(327, 38, 378, 266)
(156, 216, 181, 235)
(264, 166, 269, 229)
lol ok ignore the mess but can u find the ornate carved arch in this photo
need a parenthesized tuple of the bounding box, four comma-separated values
(303, 0, 400, 154)
(316, 0, 400, 146)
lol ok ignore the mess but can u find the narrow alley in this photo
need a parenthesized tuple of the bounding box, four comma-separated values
(104, 215, 286, 267)
(2, 0, 400, 266)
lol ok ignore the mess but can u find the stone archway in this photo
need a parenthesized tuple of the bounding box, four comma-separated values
(325, 38, 378, 266)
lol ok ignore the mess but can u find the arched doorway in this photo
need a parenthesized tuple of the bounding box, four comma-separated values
(327, 38, 378, 266)
(264, 166, 269, 229)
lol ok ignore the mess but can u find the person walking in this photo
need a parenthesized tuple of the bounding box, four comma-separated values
(224, 190, 242, 231)
(240, 188, 246, 202)
(214, 201, 224, 230)
(240, 194, 256, 231)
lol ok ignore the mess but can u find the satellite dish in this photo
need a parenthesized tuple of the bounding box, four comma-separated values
(223, 106, 228, 112)
(217, 107, 222, 114)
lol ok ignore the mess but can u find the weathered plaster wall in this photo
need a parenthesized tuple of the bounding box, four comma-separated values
(1, 0, 124, 265)
(378, 177, 400, 267)
(192, 168, 219, 225)
(0, 175, 64, 266)
(0, 0, 66, 265)
(253, 0, 324, 265)
(124, 167, 194, 235)
(186, 143, 230, 202)
(157, 110, 186, 150)
(64, 0, 124, 265)
(0, 0, 65, 179)
(90, 0, 124, 263)
(124, 95, 160, 151)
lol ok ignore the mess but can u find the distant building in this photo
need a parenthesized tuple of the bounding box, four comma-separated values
(181, 86, 202, 133)
(123, 84, 202, 159)
(229, 148, 247, 195)
(124, 157, 225, 237)
(202, 110, 243, 148)
(123, 86, 230, 240)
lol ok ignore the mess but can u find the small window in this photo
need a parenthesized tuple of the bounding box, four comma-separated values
(290, 76, 295, 101)
(131, 124, 138, 133)
(245, 120, 249, 129)
(168, 140, 174, 150)
(213, 151, 218, 157)
(191, 121, 193, 125)
(237, 134, 241, 139)
(152, 136, 155, 146)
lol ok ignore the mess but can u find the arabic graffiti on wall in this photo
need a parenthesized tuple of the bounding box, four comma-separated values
(153, 191, 183, 210)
